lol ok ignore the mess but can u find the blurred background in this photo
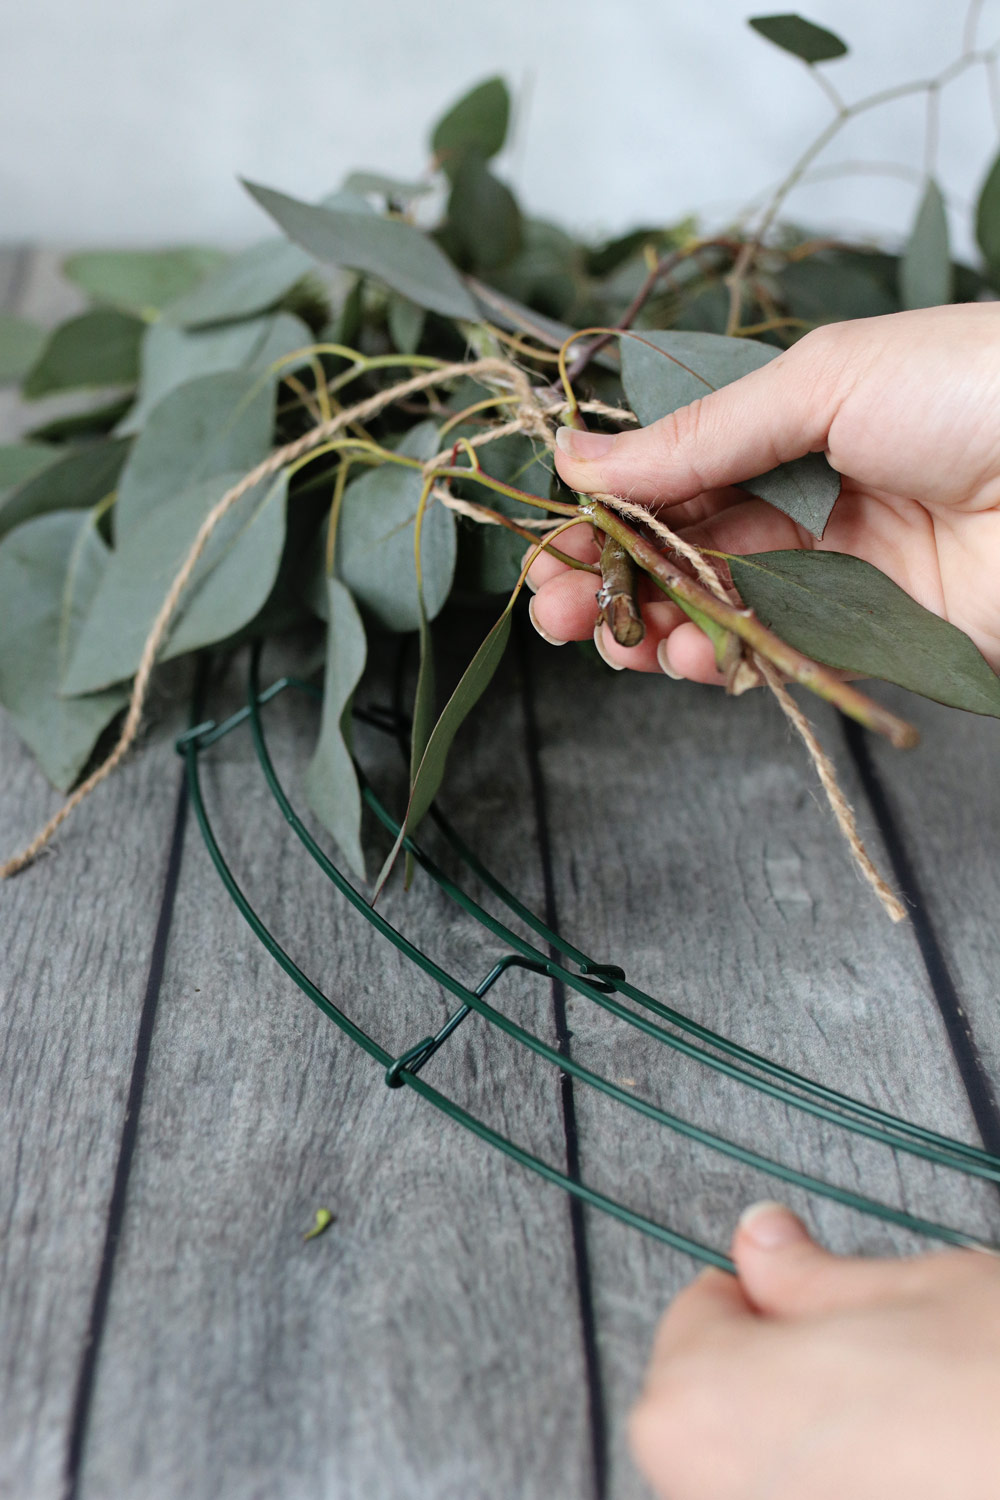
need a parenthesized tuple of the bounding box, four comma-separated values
(3, 0, 1000, 261)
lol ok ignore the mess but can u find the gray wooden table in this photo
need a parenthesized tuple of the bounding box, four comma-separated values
(3, 249, 1000, 1500)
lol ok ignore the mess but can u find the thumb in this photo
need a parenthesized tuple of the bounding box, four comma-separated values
(554, 331, 843, 506)
(732, 1201, 917, 1318)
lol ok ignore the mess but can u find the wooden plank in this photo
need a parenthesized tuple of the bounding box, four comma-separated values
(528, 647, 1000, 1499)
(0, 247, 189, 1500)
(74, 642, 594, 1499)
(858, 689, 1000, 1081)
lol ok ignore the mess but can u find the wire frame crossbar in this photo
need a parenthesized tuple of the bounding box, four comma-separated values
(176, 647, 1000, 1271)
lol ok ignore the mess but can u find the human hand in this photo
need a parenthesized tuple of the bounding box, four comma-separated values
(528, 305, 1000, 680)
(629, 1202, 1000, 1500)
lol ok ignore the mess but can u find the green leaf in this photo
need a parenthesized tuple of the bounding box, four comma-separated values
(162, 239, 316, 327)
(0, 437, 130, 540)
(975, 148, 1000, 274)
(387, 294, 426, 354)
(343, 171, 433, 203)
(431, 77, 510, 174)
(621, 330, 840, 536)
(63, 248, 227, 317)
(114, 368, 276, 542)
(26, 396, 133, 442)
(336, 421, 456, 631)
(0, 443, 58, 494)
(748, 14, 847, 63)
(778, 250, 899, 323)
(245, 181, 478, 321)
(63, 469, 288, 695)
(467, 280, 620, 371)
(0, 510, 128, 789)
(447, 154, 522, 271)
(461, 432, 553, 594)
(0, 315, 46, 383)
(119, 311, 311, 434)
(303, 576, 368, 879)
(376, 604, 513, 892)
(900, 179, 952, 309)
(727, 550, 1000, 716)
(22, 309, 144, 399)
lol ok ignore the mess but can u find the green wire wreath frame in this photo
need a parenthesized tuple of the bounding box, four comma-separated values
(176, 643, 1000, 1273)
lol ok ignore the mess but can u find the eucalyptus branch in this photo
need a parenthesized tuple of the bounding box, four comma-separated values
(596, 536, 645, 647)
(587, 500, 919, 749)
(725, 32, 1000, 335)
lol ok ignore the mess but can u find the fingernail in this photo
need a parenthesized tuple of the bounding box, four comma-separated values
(528, 595, 567, 647)
(737, 1201, 810, 1250)
(555, 427, 616, 460)
(656, 640, 682, 680)
(593, 622, 625, 670)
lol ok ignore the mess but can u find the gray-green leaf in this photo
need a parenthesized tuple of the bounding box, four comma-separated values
(0, 437, 130, 540)
(64, 469, 288, 694)
(162, 239, 315, 327)
(114, 368, 276, 542)
(336, 421, 456, 631)
(375, 604, 513, 892)
(748, 14, 848, 63)
(63, 248, 227, 317)
(244, 181, 477, 321)
(23, 309, 144, 399)
(448, 154, 522, 271)
(431, 77, 510, 174)
(387, 294, 426, 355)
(975, 148, 1000, 274)
(0, 443, 58, 495)
(0, 510, 128, 788)
(119, 311, 311, 434)
(621, 329, 840, 536)
(900, 179, 952, 310)
(303, 576, 368, 879)
(0, 315, 46, 383)
(727, 550, 1000, 716)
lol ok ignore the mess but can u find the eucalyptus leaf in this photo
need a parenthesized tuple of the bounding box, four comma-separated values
(64, 469, 288, 695)
(467, 279, 620, 370)
(748, 13, 847, 63)
(462, 432, 553, 593)
(0, 443, 58, 494)
(0, 510, 128, 789)
(448, 154, 522, 271)
(0, 437, 130, 540)
(63, 248, 227, 317)
(119, 311, 312, 434)
(975, 147, 1000, 274)
(336, 421, 456, 631)
(0, 314, 46, 383)
(621, 329, 840, 536)
(114, 368, 276, 542)
(387, 294, 426, 354)
(163, 239, 316, 328)
(900, 179, 952, 310)
(26, 397, 133, 442)
(727, 550, 1000, 716)
(376, 603, 513, 891)
(343, 171, 434, 203)
(431, 77, 510, 174)
(23, 309, 144, 399)
(245, 181, 478, 321)
(778, 251, 898, 323)
(303, 576, 368, 879)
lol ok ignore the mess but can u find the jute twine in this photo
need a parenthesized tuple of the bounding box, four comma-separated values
(0, 354, 905, 921)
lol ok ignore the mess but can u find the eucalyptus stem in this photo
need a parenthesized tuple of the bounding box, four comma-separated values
(597, 536, 645, 647)
(589, 500, 919, 749)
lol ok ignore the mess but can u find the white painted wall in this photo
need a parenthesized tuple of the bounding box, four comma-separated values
(2, 0, 999, 262)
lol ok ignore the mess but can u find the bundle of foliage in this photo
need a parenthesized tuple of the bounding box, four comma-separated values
(2, 11, 1000, 891)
